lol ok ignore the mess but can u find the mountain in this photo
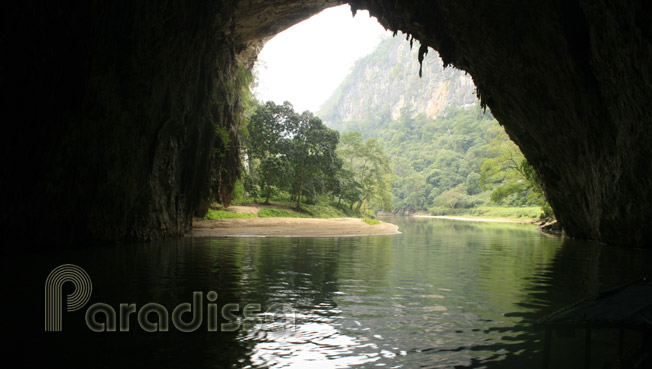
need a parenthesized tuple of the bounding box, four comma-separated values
(319, 34, 478, 132)
(316, 33, 545, 215)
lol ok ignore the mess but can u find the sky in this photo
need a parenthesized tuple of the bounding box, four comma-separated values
(253, 5, 390, 114)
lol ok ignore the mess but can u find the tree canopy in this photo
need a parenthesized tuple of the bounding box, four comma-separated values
(326, 103, 550, 217)
(242, 101, 341, 210)
(336, 131, 394, 213)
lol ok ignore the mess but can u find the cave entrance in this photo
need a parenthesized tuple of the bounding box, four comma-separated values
(237, 4, 545, 222)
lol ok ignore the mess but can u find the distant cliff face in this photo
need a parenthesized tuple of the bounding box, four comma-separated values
(319, 34, 477, 128)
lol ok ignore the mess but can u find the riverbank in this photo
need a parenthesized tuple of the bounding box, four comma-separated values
(413, 214, 534, 224)
(192, 217, 401, 237)
(192, 203, 401, 237)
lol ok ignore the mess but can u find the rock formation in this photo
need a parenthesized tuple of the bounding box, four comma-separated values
(319, 34, 477, 128)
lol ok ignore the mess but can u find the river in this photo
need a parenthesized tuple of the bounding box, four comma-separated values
(8, 216, 651, 368)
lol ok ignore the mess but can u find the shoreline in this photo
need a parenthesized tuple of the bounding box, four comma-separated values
(192, 217, 401, 238)
(413, 214, 534, 224)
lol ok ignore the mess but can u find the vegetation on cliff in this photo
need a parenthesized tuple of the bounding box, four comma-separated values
(319, 35, 552, 219)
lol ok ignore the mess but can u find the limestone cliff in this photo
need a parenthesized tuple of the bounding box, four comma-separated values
(320, 34, 477, 130)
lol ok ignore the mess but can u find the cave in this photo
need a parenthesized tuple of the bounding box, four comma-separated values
(2, 0, 651, 248)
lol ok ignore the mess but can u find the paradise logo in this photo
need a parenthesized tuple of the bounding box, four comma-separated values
(45, 264, 295, 332)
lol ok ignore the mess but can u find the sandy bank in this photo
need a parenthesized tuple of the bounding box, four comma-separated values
(192, 217, 401, 237)
(413, 215, 534, 224)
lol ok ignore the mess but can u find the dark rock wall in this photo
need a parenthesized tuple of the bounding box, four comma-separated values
(2, 0, 651, 247)
(350, 0, 652, 247)
(3, 1, 238, 243)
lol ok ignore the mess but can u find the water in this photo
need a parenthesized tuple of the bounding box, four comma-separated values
(7, 216, 651, 368)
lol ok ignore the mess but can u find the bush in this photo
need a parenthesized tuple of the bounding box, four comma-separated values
(301, 202, 353, 218)
(258, 208, 310, 218)
(363, 218, 381, 225)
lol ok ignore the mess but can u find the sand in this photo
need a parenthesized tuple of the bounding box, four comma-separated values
(192, 217, 401, 238)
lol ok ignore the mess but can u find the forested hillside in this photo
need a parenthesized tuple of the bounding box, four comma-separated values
(319, 34, 549, 217)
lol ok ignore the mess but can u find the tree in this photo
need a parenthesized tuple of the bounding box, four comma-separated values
(245, 101, 297, 203)
(333, 168, 363, 209)
(433, 185, 469, 210)
(337, 131, 394, 214)
(244, 101, 342, 209)
(247, 101, 295, 160)
(287, 112, 341, 209)
(481, 126, 548, 209)
(465, 172, 482, 195)
(242, 171, 260, 202)
(257, 156, 289, 204)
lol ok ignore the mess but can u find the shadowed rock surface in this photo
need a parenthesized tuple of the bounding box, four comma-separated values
(2, 0, 651, 247)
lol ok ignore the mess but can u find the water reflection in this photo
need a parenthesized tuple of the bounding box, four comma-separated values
(7, 217, 651, 368)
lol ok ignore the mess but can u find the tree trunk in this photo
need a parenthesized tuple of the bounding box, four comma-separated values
(355, 195, 368, 213)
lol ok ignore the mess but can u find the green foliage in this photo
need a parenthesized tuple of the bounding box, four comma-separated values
(328, 97, 554, 217)
(243, 101, 341, 210)
(480, 127, 550, 213)
(465, 172, 483, 195)
(301, 200, 357, 218)
(257, 156, 289, 203)
(213, 125, 231, 158)
(335, 104, 499, 213)
(323, 100, 554, 220)
(247, 101, 296, 159)
(427, 206, 542, 220)
(204, 209, 256, 219)
(242, 171, 260, 202)
(257, 208, 310, 218)
(336, 131, 394, 213)
(541, 202, 554, 219)
(433, 185, 471, 210)
(363, 218, 381, 225)
(231, 179, 245, 204)
(287, 111, 341, 209)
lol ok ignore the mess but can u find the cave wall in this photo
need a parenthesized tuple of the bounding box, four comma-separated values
(2, 0, 651, 247)
(3, 1, 238, 243)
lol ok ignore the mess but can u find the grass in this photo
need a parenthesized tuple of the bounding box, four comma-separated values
(250, 197, 359, 219)
(466, 206, 543, 219)
(428, 206, 543, 220)
(204, 209, 256, 220)
(363, 218, 381, 225)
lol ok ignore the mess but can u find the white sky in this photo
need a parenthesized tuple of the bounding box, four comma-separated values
(253, 5, 390, 114)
